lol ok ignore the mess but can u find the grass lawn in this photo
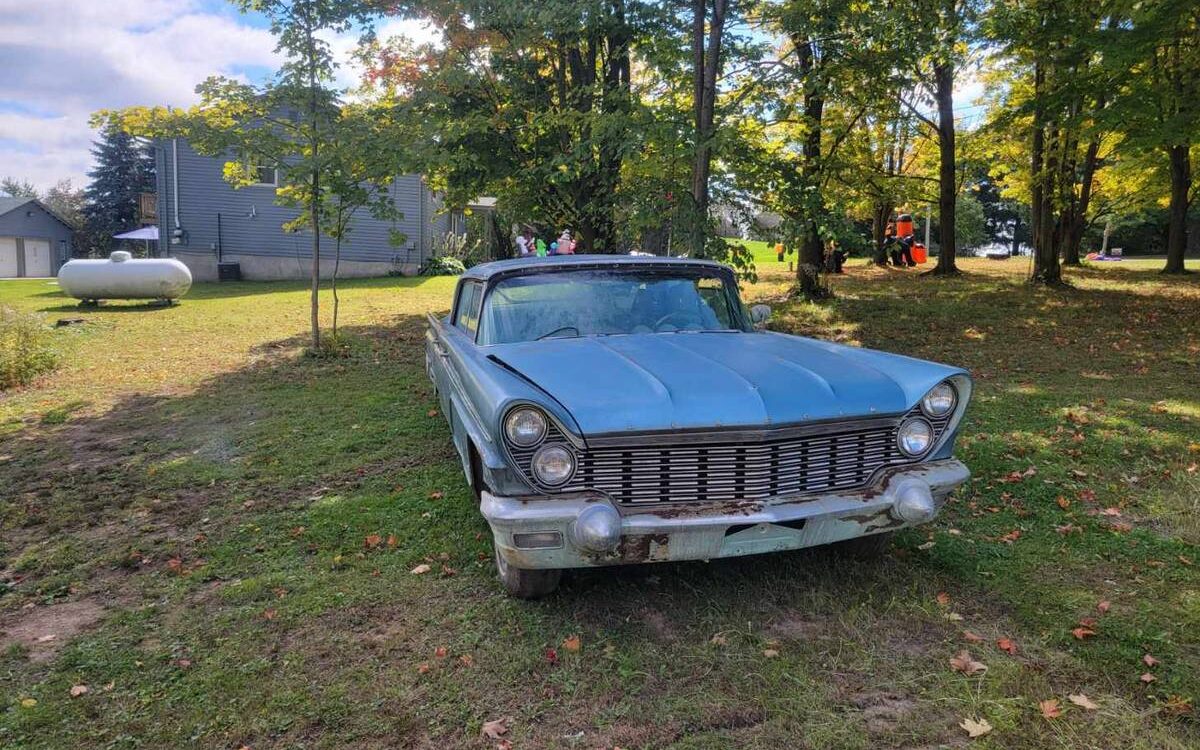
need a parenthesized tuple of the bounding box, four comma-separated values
(1, 257, 1198, 749)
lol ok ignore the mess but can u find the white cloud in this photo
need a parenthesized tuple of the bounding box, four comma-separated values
(0, 0, 433, 193)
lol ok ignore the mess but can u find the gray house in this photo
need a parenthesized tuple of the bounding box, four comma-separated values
(155, 139, 457, 281)
(0, 197, 75, 278)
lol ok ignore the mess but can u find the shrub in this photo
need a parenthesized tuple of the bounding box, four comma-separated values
(419, 256, 467, 276)
(433, 230, 485, 267)
(0, 307, 59, 390)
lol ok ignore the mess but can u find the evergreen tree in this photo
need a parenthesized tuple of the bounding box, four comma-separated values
(83, 125, 155, 254)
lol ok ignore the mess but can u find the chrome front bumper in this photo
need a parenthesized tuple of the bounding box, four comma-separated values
(483, 459, 970, 570)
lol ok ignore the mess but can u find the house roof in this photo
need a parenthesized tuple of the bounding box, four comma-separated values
(0, 196, 76, 231)
(0, 196, 35, 217)
(462, 253, 726, 282)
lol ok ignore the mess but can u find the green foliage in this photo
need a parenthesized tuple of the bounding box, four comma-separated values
(0, 307, 58, 391)
(82, 125, 155, 255)
(419, 255, 467, 276)
(955, 190, 989, 250)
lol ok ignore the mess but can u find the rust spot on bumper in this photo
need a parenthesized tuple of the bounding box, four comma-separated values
(840, 508, 904, 530)
(612, 533, 670, 563)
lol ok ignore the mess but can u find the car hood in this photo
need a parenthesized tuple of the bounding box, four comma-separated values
(487, 332, 960, 436)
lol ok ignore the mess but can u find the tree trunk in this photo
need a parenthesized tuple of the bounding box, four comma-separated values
(1164, 143, 1191, 274)
(689, 0, 727, 259)
(930, 60, 958, 275)
(872, 202, 892, 265)
(1030, 62, 1062, 285)
(794, 37, 827, 298)
(1064, 138, 1100, 266)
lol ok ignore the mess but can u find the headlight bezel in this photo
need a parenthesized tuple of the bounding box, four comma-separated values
(504, 406, 548, 447)
(897, 417, 935, 457)
(920, 381, 958, 418)
(530, 443, 576, 486)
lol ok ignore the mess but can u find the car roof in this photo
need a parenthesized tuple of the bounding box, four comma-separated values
(461, 253, 728, 282)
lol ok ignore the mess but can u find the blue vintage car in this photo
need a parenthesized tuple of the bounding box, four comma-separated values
(426, 255, 971, 597)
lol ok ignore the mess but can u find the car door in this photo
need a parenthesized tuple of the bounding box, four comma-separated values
(428, 280, 482, 414)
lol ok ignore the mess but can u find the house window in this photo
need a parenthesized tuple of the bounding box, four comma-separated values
(251, 164, 277, 186)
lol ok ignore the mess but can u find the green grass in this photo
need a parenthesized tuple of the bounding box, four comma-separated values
(0, 259, 1198, 748)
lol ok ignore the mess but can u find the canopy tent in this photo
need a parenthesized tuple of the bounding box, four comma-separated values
(113, 225, 159, 256)
(113, 226, 159, 241)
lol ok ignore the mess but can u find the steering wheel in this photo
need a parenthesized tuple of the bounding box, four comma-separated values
(653, 311, 698, 330)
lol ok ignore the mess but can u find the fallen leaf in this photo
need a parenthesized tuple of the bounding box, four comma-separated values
(364, 534, 382, 549)
(1143, 653, 1160, 668)
(562, 635, 581, 653)
(387, 534, 398, 548)
(946, 611, 964, 622)
(1078, 616, 1097, 628)
(1071, 627, 1096, 640)
(762, 648, 780, 658)
(1078, 488, 1097, 503)
(19, 698, 37, 708)
(176, 658, 192, 669)
(950, 650, 988, 675)
(262, 608, 277, 621)
(481, 717, 510, 739)
(963, 630, 985, 643)
(1097, 600, 1111, 614)
(1100, 507, 1122, 517)
(417, 663, 431, 674)
(545, 647, 558, 664)
(1039, 699, 1062, 719)
(1179, 555, 1194, 566)
(427, 409, 439, 417)
(997, 637, 1018, 655)
(411, 564, 432, 575)
(710, 634, 728, 646)
(1140, 672, 1157, 684)
(497, 741, 513, 750)
(434, 646, 448, 659)
(936, 592, 951, 606)
(428, 491, 444, 500)
(441, 564, 457, 576)
(959, 716, 993, 738)
(1056, 496, 1071, 509)
(917, 540, 936, 550)
(1068, 693, 1099, 710)
(459, 654, 474, 667)
(69, 684, 88, 698)
(1000, 529, 1022, 544)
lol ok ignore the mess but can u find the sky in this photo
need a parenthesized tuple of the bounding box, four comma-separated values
(0, 0, 434, 193)
(0, 1, 985, 195)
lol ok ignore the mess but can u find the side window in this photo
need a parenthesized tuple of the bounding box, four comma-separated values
(454, 282, 482, 334)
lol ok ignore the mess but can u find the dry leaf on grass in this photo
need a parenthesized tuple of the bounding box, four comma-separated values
(963, 630, 985, 643)
(410, 564, 432, 575)
(1097, 600, 1111, 613)
(69, 684, 88, 698)
(481, 717, 510, 739)
(1068, 693, 1099, 710)
(1039, 699, 1062, 719)
(1140, 673, 1157, 684)
(950, 650, 988, 675)
(1142, 653, 1159, 667)
(959, 717, 993, 738)
(762, 648, 780, 658)
(997, 637, 1018, 655)
(562, 635, 581, 652)
(1071, 626, 1096, 640)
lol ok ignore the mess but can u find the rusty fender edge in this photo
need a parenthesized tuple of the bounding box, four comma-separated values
(482, 459, 970, 570)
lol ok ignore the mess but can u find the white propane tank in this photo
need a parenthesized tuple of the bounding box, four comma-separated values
(58, 251, 193, 302)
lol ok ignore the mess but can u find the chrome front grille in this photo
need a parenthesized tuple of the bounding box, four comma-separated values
(509, 407, 951, 505)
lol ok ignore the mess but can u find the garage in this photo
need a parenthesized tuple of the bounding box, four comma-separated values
(0, 197, 75, 278)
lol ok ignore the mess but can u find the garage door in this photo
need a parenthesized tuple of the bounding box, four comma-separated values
(24, 239, 51, 277)
(0, 237, 17, 278)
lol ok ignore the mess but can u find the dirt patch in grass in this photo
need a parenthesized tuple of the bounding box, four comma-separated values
(0, 598, 105, 661)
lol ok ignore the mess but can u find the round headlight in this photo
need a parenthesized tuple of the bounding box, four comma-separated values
(921, 382, 957, 418)
(532, 444, 575, 486)
(505, 408, 547, 447)
(897, 418, 934, 457)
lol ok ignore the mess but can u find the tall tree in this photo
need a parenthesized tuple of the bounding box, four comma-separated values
(0, 177, 39, 198)
(82, 125, 155, 255)
(687, 0, 730, 258)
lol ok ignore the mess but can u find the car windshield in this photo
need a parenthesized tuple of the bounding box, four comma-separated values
(479, 269, 748, 345)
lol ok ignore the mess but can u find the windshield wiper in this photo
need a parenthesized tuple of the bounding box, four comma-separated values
(536, 326, 580, 340)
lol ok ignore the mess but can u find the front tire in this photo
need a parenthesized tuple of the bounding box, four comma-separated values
(494, 544, 561, 599)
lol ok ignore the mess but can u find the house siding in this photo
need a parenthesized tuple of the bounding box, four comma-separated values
(0, 200, 75, 277)
(156, 139, 446, 279)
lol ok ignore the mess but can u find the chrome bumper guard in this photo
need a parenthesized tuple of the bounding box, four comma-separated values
(483, 459, 970, 570)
